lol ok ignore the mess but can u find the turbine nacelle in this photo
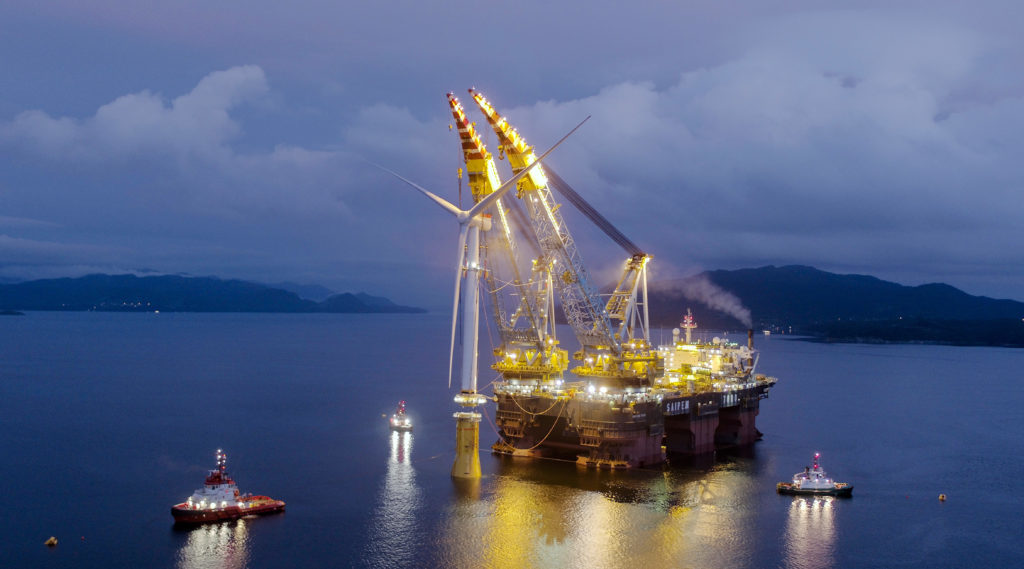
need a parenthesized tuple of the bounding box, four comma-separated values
(467, 214, 492, 231)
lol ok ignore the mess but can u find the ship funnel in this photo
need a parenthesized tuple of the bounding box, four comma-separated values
(747, 329, 754, 368)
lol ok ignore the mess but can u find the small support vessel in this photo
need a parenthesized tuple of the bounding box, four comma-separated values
(171, 449, 285, 524)
(390, 400, 413, 431)
(777, 452, 853, 497)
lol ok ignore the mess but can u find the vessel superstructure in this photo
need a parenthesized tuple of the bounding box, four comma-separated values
(656, 312, 777, 456)
(490, 307, 775, 466)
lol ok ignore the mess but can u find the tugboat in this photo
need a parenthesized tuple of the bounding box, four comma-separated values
(389, 400, 413, 431)
(777, 452, 853, 497)
(171, 450, 285, 524)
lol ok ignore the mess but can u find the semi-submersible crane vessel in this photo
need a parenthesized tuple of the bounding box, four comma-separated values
(390, 90, 777, 476)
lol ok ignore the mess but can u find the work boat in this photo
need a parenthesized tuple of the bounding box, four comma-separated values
(776, 452, 853, 497)
(171, 450, 285, 524)
(390, 400, 413, 431)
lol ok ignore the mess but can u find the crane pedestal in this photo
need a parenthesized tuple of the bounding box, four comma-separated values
(452, 412, 482, 478)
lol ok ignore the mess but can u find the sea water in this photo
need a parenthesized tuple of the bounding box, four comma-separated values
(1, 312, 1022, 568)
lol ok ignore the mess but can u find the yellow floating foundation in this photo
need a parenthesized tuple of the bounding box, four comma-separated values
(452, 413, 481, 479)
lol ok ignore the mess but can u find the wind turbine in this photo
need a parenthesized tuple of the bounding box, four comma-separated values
(378, 115, 588, 478)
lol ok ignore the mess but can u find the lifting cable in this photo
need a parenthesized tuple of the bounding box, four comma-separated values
(483, 397, 568, 452)
(479, 373, 500, 394)
(488, 275, 538, 294)
(520, 399, 567, 451)
(505, 195, 542, 259)
(510, 391, 564, 416)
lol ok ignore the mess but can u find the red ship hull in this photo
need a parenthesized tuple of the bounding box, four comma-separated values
(171, 499, 285, 524)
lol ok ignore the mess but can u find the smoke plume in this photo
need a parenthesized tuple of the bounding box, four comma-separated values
(674, 274, 753, 329)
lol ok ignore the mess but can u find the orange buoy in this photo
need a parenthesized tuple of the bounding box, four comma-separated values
(939, 493, 947, 501)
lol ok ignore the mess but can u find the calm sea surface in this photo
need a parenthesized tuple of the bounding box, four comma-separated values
(2, 312, 1022, 568)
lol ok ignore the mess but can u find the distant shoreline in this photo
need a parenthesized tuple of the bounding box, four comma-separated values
(0, 308, 428, 315)
(0, 274, 426, 314)
(797, 336, 1023, 349)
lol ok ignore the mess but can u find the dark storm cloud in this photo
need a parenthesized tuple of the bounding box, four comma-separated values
(0, 3, 1022, 305)
(479, 12, 1024, 299)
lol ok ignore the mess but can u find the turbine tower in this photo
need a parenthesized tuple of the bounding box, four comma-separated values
(379, 113, 588, 478)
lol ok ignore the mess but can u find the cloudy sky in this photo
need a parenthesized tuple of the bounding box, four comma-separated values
(2, 1, 1022, 307)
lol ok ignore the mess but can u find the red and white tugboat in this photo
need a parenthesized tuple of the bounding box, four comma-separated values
(171, 449, 285, 524)
(777, 452, 853, 497)
(389, 400, 413, 431)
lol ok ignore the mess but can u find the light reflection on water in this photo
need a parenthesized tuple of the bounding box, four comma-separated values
(5, 315, 1024, 568)
(175, 519, 250, 569)
(783, 496, 838, 569)
(364, 430, 422, 568)
(437, 457, 761, 569)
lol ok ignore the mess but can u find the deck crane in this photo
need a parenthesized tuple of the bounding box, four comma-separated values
(468, 89, 660, 388)
(544, 167, 653, 351)
(386, 91, 777, 471)
(445, 93, 568, 385)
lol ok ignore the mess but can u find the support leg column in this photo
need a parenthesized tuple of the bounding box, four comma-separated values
(452, 411, 482, 479)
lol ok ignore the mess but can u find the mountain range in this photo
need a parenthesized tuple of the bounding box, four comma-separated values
(647, 265, 1024, 347)
(0, 274, 424, 314)
(1, 267, 1020, 346)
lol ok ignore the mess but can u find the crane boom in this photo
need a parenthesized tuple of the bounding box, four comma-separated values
(468, 89, 617, 353)
(447, 94, 534, 342)
(469, 89, 659, 386)
(447, 93, 567, 381)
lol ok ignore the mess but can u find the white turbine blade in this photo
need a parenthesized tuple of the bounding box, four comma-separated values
(448, 225, 469, 389)
(468, 115, 590, 219)
(371, 161, 464, 218)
